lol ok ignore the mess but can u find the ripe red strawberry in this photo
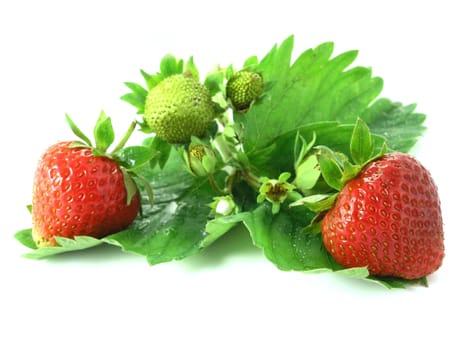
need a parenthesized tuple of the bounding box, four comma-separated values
(321, 152, 444, 280)
(32, 141, 140, 247)
(31, 112, 149, 247)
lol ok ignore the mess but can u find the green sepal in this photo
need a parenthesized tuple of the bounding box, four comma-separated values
(293, 131, 316, 169)
(160, 54, 184, 77)
(94, 111, 115, 153)
(204, 70, 225, 96)
(202, 154, 217, 174)
(184, 56, 199, 80)
(143, 136, 172, 170)
(131, 171, 154, 207)
(289, 193, 338, 212)
(65, 114, 92, 146)
(121, 82, 148, 114)
(136, 119, 154, 134)
(123, 82, 147, 97)
(362, 141, 389, 168)
(141, 69, 163, 90)
(350, 117, 374, 165)
(317, 150, 344, 191)
(121, 168, 138, 206)
(68, 140, 91, 149)
(341, 159, 362, 184)
(122, 55, 201, 115)
(225, 64, 235, 80)
(65, 112, 144, 205)
(243, 55, 259, 69)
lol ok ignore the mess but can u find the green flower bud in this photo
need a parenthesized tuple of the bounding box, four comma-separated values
(208, 195, 238, 217)
(183, 142, 218, 177)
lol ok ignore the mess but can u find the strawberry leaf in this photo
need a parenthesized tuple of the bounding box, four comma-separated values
(14, 228, 36, 250)
(247, 121, 386, 180)
(117, 145, 155, 171)
(103, 149, 218, 265)
(361, 98, 426, 152)
(244, 56, 259, 69)
(240, 36, 425, 167)
(242, 203, 338, 271)
(16, 234, 104, 259)
(201, 212, 249, 248)
(240, 36, 382, 156)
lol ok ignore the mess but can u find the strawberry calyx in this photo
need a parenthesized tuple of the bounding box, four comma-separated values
(121, 55, 225, 137)
(65, 111, 154, 205)
(290, 118, 388, 232)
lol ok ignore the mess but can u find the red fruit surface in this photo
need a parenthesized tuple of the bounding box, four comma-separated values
(321, 152, 444, 279)
(32, 141, 141, 247)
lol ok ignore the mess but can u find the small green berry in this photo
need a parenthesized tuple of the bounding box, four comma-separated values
(226, 71, 264, 111)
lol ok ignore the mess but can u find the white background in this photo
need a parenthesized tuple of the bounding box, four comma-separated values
(1, 0, 465, 348)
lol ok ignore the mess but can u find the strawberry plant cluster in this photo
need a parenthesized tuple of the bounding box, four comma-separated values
(15, 36, 444, 288)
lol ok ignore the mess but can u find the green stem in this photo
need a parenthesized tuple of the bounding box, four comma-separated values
(208, 174, 227, 195)
(111, 120, 137, 154)
(242, 169, 262, 191)
(225, 170, 238, 194)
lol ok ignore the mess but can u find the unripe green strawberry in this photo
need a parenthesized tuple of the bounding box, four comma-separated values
(32, 141, 141, 247)
(226, 71, 264, 111)
(321, 152, 444, 280)
(144, 74, 216, 144)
